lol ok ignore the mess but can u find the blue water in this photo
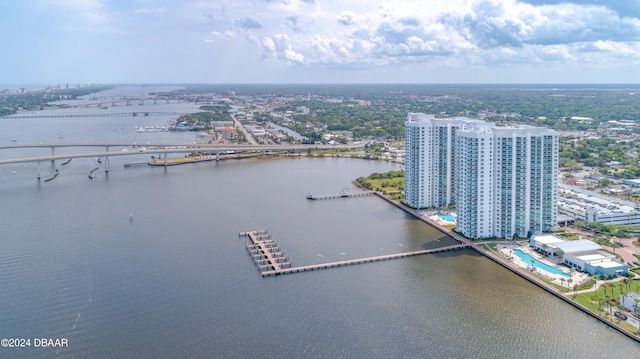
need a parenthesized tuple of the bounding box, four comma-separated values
(513, 249, 571, 278)
(438, 213, 455, 222)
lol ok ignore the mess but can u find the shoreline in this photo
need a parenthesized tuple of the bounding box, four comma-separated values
(373, 192, 640, 343)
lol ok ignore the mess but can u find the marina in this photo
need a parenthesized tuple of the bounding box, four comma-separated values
(240, 230, 293, 272)
(240, 229, 470, 277)
(124, 162, 149, 167)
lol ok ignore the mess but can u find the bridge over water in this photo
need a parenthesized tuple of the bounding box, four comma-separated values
(1, 112, 188, 119)
(0, 143, 361, 179)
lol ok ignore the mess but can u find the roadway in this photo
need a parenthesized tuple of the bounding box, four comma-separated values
(0, 143, 362, 165)
(230, 114, 258, 145)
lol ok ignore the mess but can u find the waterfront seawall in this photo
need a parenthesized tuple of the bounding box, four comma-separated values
(372, 192, 640, 343)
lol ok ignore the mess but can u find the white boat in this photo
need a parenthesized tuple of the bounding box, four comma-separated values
(10, 138, 17, 142)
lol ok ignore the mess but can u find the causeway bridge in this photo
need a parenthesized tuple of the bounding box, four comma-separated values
(68, 97, 177, 108)
(1, 112, 188, 119)
(0, 143, 361, 179)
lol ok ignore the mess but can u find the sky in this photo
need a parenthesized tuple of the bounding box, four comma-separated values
(2, 0, 640, 84)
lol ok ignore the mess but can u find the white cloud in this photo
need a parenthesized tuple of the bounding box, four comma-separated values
(134, 7, 168, 15)
(233, 16, 264, 30)
(42, 0, 112, 31)
(11, 0, 640, 83)
(238, 0, 640, 75)
(284, 48, 305, 63)
(337, 11, 357, 26)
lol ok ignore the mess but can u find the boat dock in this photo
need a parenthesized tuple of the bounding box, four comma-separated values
(306, 190, 376, 200)
(124, 162, 149, 167)
(240, 230, 293, 272)
(240, 230, 469, 277)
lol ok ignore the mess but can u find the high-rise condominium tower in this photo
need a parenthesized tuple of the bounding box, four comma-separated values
(404, 113, 482, 209)
(405, 114, 558, 239)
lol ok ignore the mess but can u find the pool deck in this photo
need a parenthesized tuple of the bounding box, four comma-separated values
(429, 214, 456, 225)
(497, 245, 589, 287)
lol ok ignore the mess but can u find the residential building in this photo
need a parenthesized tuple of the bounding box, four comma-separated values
(404, 113, 481, 209)
(405, 113, 558, 239)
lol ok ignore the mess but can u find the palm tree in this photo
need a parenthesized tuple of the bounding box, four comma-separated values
(595, 295, 604, 316)
(560, 278, 566, 291)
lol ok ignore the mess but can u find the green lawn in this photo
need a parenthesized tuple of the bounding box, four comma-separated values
(353, 171, 404, 200)
(573, 281, 636, 313)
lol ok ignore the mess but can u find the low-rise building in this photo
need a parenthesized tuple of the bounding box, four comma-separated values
(619, 292, 640, 314)
(219, 127, 236, 140)
(558, 185, 640, 225)
(530, 235, 628, 277)
(623, 179, 640, 187)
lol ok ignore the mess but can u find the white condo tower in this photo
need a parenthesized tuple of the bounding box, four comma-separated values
(405, 113, 558, 239)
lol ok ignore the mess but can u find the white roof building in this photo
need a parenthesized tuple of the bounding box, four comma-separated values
(558, 185, 640, 225)
(620, 293, 640, 314)
(530, 235, 628, 277)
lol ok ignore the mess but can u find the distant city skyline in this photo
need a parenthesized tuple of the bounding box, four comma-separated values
(2, 0, 640, 84)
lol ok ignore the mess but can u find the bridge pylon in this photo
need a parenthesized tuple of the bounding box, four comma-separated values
(105, 146, 110, 172)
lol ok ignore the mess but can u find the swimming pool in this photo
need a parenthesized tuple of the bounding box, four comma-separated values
(437, 213, 455, 222)
(512, 249, 570, 278)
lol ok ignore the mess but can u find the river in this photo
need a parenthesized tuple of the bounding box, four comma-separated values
(0, 86, 638, 358)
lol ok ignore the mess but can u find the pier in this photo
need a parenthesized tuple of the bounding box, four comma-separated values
(240, 230, 293, 272)
(124, 162, 149, 167)
(240, 229, 469, 277)
(306, 190, 376, 200)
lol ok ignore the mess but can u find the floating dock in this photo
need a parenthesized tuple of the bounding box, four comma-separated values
(240, 230, 293, 272)
(240, 229, 469, 277)
(124, 162, 149, 167)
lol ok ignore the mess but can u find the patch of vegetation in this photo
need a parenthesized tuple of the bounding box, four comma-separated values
(175, 110, 232, 130)
(0, 85, 111, 114)
(354, 170, 404, 200)
(578, 221, 639, 239)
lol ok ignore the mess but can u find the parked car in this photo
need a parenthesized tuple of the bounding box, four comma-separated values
(614, 311, 627, 321)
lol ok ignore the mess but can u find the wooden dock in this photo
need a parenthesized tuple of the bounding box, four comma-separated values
(306, 190, 376, 200)
(124, 162, 149, 167)
(240, 230, 292, 272)
(261, 244, 469, 277)
(240, 230, 469, 277)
